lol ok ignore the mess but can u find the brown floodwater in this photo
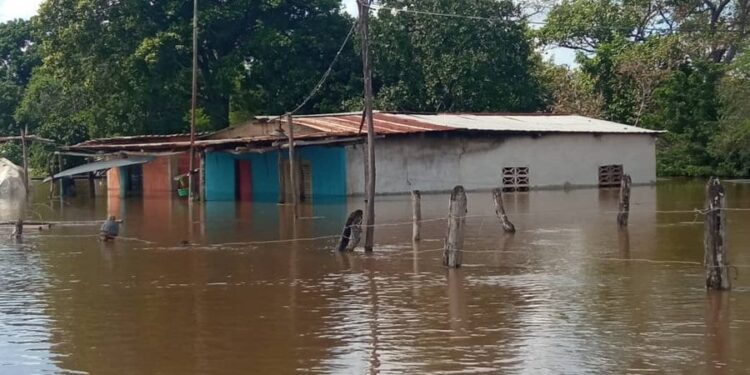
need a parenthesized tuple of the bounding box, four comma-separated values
(1, 179, 749, 374)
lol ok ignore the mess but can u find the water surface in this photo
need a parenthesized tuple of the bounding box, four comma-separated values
(1, 179, 749, 374)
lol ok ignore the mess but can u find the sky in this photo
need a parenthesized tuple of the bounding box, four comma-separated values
(0, 0, 42, 22)
(0, 0, 574, 65)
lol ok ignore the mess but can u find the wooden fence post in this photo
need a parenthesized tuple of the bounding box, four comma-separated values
(443, 186, 467, 268)
(705, 177, 730, 290)
(12, 219, 22, 240)
(617, 174, 632, 227)
(492, 188, 515, 233)
(412, 190, 421, 241)
(337, 209, 363, 252)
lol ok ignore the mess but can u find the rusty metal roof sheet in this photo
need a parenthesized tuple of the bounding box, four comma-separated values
(258, 112, 662, 135)
(288, 112, 453, 134)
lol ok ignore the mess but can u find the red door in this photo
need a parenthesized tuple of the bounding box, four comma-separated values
(237, 160, 252, 201)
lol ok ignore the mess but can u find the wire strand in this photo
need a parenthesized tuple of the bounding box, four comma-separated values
(284, 21, 357, 117)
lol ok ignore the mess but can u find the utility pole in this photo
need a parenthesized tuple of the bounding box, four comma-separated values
(188, 0, 198, 200)
(287, 114, 298, 219)
(358, 0, 376, 252)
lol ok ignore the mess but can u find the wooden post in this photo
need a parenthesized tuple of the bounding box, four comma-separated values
(47, 157, 54, 200)
(492, 188, 516, 233)
(358, 0, 376, 252)
(277, 152, 286, 204)
(617, 174, 632, 228)
(443, 186, 467, 268)
(88, 172, 96, 198)
(287, 114, 298, 219)
(12, 219, 23, 240)
(20, 126, 29, 195)
(705, 177, 730, 290)
(57, 153, 63, 200)
(188, 0, 199, 201)
(199, 150, 206, 201)
(337, 209, 363, 251)
(412, 190, 421, 241)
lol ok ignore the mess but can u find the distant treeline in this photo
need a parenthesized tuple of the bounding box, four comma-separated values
(0, 0, 748, 176)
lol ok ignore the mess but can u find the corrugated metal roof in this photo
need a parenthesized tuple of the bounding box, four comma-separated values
(259, 112, 662, 135)
(44, 156, 155, 181)
(393, 113, 661, 134)
(291, 112, 452, 134)
(76, 132, 214, 146)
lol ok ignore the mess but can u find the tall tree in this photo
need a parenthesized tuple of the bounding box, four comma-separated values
(370, 0, 545, 112)
(0, 19, 40, 135)
(30, 0, 359, 139)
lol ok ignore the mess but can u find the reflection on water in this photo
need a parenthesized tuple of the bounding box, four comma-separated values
(0, 179, 749, 373)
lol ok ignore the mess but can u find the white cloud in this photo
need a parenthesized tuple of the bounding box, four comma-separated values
(0, 0, 43, 22)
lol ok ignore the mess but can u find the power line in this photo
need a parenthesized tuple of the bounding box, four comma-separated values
(286, 21, 357, 117)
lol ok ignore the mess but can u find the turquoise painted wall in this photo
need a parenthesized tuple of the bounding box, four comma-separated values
(207, 146, 347, 201)
(205, 152, 236, 201)
(297, 146, 347, 197)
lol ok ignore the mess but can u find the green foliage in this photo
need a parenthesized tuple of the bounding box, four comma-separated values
(0, 142, 22, 166)
(710, 51, 750, 176)
(0, 18, 40, 135)
(540, 0, 750, 177)
(30, 0, 359, 138)
(539, 0, 640, 52)
(371, 0, 544, 112)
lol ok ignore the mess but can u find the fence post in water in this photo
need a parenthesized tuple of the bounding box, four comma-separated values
(617, 174, 632, 228)
(443, 186, 467, 268)
(412, 190, 421, 241)
(337, 210, 363, 251)
(705, 177, 730, 291)
(12, 219, 22, 239)
(492, 188, 515, 233)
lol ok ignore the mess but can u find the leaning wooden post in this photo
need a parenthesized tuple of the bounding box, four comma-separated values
(287, 114, 298, 219)
(443, 186, 467, 268)
(412, 190, 421, 241)
(617, 174, 632, 227)
(705, 177, 730, 290)
(492, 188, 515, 233)
(337, 209, 363, 251)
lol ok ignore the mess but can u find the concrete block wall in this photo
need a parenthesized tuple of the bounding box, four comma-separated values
(346, 133, 658, 195)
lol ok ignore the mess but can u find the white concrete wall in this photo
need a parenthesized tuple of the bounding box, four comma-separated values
(345, 133, 657, 195)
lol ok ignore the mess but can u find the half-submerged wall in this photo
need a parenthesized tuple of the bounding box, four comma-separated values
(345, 133, 657, 195)
(204, 146, 347, 201)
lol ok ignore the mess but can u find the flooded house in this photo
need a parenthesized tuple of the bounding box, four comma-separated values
(61, 112, 661, 201)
